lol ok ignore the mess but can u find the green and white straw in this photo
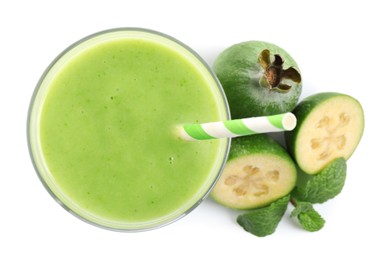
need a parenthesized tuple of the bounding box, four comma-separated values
(178, 112, 297, 141)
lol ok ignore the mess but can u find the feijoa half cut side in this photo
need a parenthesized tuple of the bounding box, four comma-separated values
(285, 92, 364, 174)
(211, 134, 297, 210)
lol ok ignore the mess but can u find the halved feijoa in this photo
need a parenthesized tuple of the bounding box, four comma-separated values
(285, 92, 364, 174)
(211, 134, 297, 210)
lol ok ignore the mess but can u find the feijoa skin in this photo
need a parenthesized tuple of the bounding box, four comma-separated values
(285, 92, 364, 174)
(211, 134, 297, 210)
(213, 41, 302, 119)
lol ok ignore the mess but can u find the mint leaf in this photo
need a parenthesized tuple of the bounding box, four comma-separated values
(237, 195, 290, 237)
(298, 209, 325, 232)
(293, 157, 347, 203)
(290, 199, 325, 232)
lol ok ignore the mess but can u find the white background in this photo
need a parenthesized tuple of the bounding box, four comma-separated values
(1, 0, 387, 259)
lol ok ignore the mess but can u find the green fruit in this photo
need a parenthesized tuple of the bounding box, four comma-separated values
(213, 41, 302, 119)
(211, 134, 297, 210)
(285, 92, 364, 174)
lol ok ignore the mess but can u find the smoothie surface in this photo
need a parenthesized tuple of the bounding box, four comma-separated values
(38, 34, 227, 228)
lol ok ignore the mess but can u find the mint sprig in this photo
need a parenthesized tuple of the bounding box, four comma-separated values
(235, 158, 348, 236)
(237, 195, 290, 237)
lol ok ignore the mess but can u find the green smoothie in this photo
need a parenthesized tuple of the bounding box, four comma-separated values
(28, 29, 229, 230)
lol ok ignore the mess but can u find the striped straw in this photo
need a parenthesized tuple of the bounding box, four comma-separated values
(178, 112, 296, 141)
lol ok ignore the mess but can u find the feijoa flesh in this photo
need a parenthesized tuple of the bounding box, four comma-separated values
(211, 134, 297, 210)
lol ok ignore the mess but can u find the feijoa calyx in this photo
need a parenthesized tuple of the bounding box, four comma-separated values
(213, 41, 302, 118)
(285, 92, 364, 174)
(211, 134, 297, 210)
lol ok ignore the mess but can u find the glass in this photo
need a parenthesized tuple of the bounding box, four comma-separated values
(27, 28, 230, 231)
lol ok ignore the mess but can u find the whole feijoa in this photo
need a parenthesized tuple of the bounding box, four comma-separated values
(213, 41, 302, 119)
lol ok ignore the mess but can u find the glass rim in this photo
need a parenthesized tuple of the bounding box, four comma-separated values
(27, 27, 231, 232)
